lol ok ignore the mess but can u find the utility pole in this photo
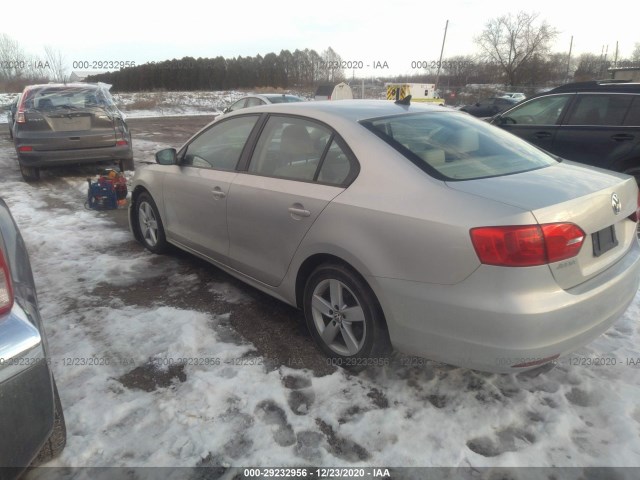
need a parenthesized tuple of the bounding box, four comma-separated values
(434, 19, 449, 94)
(565, 36, 573, 83)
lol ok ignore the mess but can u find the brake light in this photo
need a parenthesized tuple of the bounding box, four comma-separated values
(470, 223, 585, 267)
(18, 146, 33, 152)
(16, 89, 29, 124)
(116, 140, 128, 146)
(0, 249, 14, 316)
(629, 191, 640, 223)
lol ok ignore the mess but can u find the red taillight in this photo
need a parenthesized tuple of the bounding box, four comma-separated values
(629, 191, 640, 223)
(18, 146, 33, 152)
(116, 140, 128, 146)
(16, 89, 29, 124)
(0, 250, 14, 316)
(470, 223, 585, 267)
(541, 223, 585, 263)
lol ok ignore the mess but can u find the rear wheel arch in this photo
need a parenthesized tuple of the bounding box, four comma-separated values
(301, 260, 392, 368)
(295, 255, 388, 333)
(296, 254, 360, 309)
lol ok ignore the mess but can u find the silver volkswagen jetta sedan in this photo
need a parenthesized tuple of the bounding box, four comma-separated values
(129, 100, 640, 373)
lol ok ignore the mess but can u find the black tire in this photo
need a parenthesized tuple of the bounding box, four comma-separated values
(303, 263, 391, 372)
(119, 157, 135, 172)
(32, 377, 66, 466)
(134, 192, 168, 254)
(19, 162, 40, 182)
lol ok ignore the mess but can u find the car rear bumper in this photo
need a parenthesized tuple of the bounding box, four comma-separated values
(16, 145, 133, 167)
(0, 302, 54, 470)
(372, 238, 640, 373)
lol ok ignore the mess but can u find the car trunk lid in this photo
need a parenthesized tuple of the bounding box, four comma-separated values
(22, 106, 117, 151)
(447, 161, 639, 289)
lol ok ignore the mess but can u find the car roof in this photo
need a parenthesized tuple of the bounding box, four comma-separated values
(23, 83, 102, 92)
(548, 80, 640, 94)
(261, 94, 300, 99)
(223, 99, 450, 123)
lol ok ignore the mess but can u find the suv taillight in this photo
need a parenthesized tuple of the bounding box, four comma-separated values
(0, 249, 14, 316)
(470, 223, 585, 267)
(16, 88, 31, 124)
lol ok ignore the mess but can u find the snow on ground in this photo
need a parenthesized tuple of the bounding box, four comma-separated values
(0, 121, 639, 475)
(1, 90, 314, 122)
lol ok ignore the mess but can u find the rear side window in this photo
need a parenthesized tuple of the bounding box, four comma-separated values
(623, 96, 640, 126)
(248, 115, 357, 185)
(565, 94, 633, 126)
(361, 112, 556, 181)
(248, 116, 331, 181)
(502, 94, 572, 125)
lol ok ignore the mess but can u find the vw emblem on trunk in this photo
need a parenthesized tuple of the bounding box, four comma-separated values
(611, 193, 622, 215)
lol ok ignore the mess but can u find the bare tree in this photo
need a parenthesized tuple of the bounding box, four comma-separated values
(44, 45, 68, 83)
(632, 43, 640, 64)
(476, 11, 558, 86)
(319, 47, 344, 83)
(573, 53, 608, 81)
(0, 33, 28, 80)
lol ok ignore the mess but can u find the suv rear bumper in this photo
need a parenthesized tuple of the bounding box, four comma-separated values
(16, 144, 133, 168)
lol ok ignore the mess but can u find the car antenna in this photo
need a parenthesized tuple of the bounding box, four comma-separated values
(395, 95, 411, 106)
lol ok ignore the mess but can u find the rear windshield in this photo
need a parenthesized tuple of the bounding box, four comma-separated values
(360, 112, 557, 180)
(23, 86, 115, 110)
(360, 112, 557, 181)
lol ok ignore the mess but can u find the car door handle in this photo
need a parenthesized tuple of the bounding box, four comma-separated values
(211, 187, 226, 199)
(611, 134, 634, 142)
(288, 206, 311, 218)
(534, 132, 552, 139)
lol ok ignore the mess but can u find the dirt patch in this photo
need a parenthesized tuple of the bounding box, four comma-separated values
(118, 362, 186, 392)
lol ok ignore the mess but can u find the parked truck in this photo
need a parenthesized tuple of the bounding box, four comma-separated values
(385, 83, 443, 105)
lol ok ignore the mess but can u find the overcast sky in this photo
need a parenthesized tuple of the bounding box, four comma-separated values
(2, 0, 638, 78)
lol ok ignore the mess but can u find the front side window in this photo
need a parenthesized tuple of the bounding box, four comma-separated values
(182, 115, 259, 170)
(565, 94, 633, 126)
(228, 99, 247, 112)
(245, 97, 264, 107)
(502, 94, 572, 125)
(361, 112, 557, 181)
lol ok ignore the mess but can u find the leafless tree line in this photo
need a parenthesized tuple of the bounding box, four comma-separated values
(0, 34, 68, 91)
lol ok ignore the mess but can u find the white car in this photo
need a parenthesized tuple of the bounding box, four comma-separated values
(500, 92, 526, 101)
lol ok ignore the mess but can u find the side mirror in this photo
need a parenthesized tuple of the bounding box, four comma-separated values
(222, 107, 230, 114)
(156, 148, 177, 165)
